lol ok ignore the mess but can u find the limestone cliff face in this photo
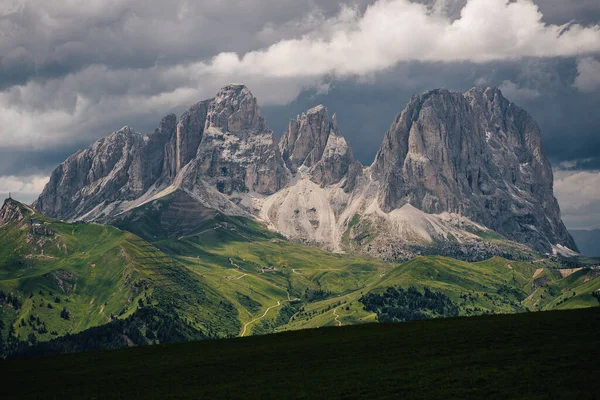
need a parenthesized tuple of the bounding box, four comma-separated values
(280, 105, 360, 188)
(162, 100, 211, 180)
(189, 84, 287, 195)
(372, 87, 575, 253)
(33, 126, 145, 220)
(280, 105, 332, 172)
(126, 114, 177, 195)
(34, 84, 288, 220)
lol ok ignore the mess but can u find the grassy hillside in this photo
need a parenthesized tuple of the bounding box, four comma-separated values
(2, 194, 599, 357)
(113, 192, 600, 337)
(1, 307, 598, 399)
(0, 199, 240, 356)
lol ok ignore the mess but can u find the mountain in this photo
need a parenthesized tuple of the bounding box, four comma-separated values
(279, 105, 361, 188)
(34, 84, 576, 260)
(372, 88, 575, 254)
(33, 84, 287, 222)
(570, 230, 600, 257)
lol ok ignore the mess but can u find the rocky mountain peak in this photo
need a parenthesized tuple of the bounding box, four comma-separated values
(33, 84, 576, 257)
(155, 114, 177, 135)
(205, 84, 267, 134)
(0, 198, 30, 227)
(280, 104, 334, 172)
(279, 104, 359, 188)
(179, 84, 287, 196)
(372, 86, 576, 253)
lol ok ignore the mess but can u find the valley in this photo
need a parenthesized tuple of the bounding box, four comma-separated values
(2, 194, 598, 358)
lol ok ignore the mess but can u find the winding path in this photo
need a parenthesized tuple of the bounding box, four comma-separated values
(333, 308, 342, 327)
(229, 257, 242, 269)
(241, 301, 281, 337)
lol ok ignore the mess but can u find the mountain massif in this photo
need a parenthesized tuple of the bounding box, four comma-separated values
(2, 84, 599, 356)
(34, 84, 575, 260)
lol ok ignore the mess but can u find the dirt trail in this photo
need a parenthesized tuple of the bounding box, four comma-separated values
(333, 308, 342, 327)
(229, 257, 243, 269)
(241, 301, 281, 337)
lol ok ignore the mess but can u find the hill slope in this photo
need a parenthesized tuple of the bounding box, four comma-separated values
(2, 307, 598, 399)
(111, 193, 600, 336)
(0, 198, 241, 356)
(2, 196, 599, 357)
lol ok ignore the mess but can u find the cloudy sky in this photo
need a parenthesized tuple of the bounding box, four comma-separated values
(0, 0, 599, 230)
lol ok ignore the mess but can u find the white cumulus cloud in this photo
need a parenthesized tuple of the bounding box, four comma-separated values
(0, 175, 49, 204)
(198, 0, 600, 79)
(554, 169, 600, 230)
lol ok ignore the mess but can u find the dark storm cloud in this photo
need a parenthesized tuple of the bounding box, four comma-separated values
(263, 58, 600, 170)
(426, 0, 600, 25)
(0, 0, 369, 89)
(535, 0, 600, 25)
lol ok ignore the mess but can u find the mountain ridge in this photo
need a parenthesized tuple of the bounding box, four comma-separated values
(33, 84, 576, 259)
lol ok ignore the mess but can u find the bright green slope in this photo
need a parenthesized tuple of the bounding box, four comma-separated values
(2, 193, 599, 356)
(0, 199, 240, 354)
(113, 191, 600, 338)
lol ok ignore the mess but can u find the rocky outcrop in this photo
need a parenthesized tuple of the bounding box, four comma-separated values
(190, 84, 287, 195)
(372, 87, 576, 253)
(0, 198, 26, 226)
(280, 105, 360, 188)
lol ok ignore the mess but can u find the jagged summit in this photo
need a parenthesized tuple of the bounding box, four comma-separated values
(34, 84, 576, 258)
(372, 86, 574, 253)
(279, 103, 359, 188)
(0, 198, 33, 227)
(206, 84, 267, 134)
(280, 104, 333, 172)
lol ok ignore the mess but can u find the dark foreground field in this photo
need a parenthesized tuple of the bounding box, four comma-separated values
(1, 307, 599, 399)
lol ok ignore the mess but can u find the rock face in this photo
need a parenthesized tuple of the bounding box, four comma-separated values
(34, 126, 146, 220)
(280, 105, 359, 188)
(372, 87, 575, 253)
(164, 101, 210, 179)
(0, 198, 26, 226)
(34, 84, 288, 220)
(34, 84, 576, 257)
(189, 84, 287, 195)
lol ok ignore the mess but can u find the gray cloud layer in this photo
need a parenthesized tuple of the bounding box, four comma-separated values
(1, 0, 599, 228)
